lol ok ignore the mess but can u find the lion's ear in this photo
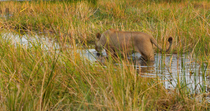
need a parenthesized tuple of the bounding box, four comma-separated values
(96, 33, 101, 39)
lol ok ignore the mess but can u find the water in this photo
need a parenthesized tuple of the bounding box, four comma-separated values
(81, 48, 209, 93)
(1, 32, 210, 96)
(1, 32, 60, 50)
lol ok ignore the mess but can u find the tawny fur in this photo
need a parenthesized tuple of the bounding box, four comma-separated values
(95, 29, 173, 61)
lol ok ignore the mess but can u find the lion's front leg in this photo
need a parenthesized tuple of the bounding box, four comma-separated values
(105, 47, 118, 59)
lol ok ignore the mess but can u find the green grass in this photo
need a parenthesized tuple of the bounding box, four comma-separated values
(0, 0, 210, 110)
(0, 31, 209, 110)
(0, 0, 209, 58)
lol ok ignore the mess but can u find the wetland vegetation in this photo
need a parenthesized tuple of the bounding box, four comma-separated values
(0, 0, 210, 110)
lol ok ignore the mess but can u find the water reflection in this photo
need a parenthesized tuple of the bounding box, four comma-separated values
(81, 49, 209, 94)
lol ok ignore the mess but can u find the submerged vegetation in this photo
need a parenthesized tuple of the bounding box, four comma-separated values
(0, 0, 210, 110)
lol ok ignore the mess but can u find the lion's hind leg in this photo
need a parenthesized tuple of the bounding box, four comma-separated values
(136, 42, 155, 61)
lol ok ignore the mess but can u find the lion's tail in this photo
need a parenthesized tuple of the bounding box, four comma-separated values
(150, 37, 173, 52)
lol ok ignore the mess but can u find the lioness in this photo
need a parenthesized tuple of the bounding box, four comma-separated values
(95, 29, 173, 61)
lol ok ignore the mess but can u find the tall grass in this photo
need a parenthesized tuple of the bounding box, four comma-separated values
(0, 0, 210, 110)
(0, 32, 209, 110)
(0, 0, 210, 57)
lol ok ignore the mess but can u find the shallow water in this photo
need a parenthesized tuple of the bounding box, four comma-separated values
(1, 32, 210, 94)
(81, 49, 209, 93)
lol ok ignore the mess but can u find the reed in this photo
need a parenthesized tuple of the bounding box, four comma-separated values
(0, 0, 209, 58)
(0, 0, 209, 110)
(0, 30, 209, 110)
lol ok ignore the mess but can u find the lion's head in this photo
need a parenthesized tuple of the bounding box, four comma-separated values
(95, 33, 103, 56)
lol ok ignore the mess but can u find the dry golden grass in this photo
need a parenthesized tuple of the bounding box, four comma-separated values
(0, 0, 209, 110)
